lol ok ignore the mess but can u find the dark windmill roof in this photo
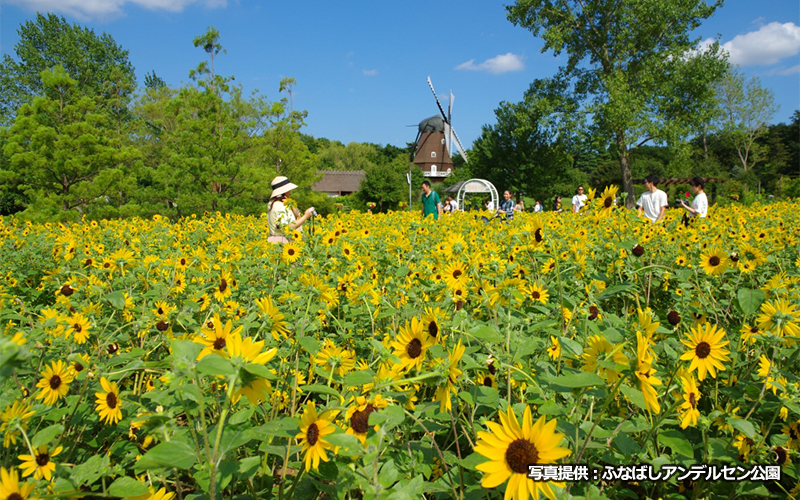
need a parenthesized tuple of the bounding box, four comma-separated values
(312, 170, 366, 192)
(419, 115, 445, 133)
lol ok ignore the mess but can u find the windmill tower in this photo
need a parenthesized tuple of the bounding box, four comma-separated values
(411, 77, 468, 179)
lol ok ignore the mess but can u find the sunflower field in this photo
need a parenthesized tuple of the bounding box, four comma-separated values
(1, 199, 799, 500)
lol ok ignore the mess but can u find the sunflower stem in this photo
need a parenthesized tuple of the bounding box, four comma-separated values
(573, 376, 624, 464)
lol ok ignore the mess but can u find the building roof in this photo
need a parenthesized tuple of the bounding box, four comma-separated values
(312, 170, 366, 193)
(630, 177, 728, 185)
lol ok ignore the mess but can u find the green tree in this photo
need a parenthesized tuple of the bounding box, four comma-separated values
(506, 0, 729, 207)
(0, 13, 135, 126)
(317, 142, 380, 171)
(715, 68, 779, 175)
(1, 66, 140, 221)
(358, 155, 410, 212)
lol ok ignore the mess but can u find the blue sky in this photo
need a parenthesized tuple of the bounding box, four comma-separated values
(1, 0, 799, 150)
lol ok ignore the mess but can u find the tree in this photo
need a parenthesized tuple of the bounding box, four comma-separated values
(467, 97, 584, 203)
(1, 66, 140, 221)
(358, 155, 415, 212)
(715, 68, 778, 174)
(506, 0, 729, 207)
(0, 13, 135, 126)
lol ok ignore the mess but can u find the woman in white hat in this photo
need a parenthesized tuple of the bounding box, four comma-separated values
(267, 176, 315, 243)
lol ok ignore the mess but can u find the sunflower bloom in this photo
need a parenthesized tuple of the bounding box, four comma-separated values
(35, 360, 75, 406)
(0, 467, 38, 500)
(679, 323, 730, 381)
(699, 248, 728, 275)
(194, 313, 243, 360)
(95, 377, 123, 425)
(0, 401, 35, 448)
(255, 296, 289, 341)
(679, 376, 701, 429)
(474, 406, 571, 500)
(757, 299, 800, 339)
(296, 402, 337, 471)
(390, 317, 434, 372)
(582, 335, 628, 383)
(18, 444, 62, 481)
(434, 340, 465, 413)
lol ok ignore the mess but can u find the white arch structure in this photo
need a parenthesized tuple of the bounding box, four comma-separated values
(456, 178, 499, 212)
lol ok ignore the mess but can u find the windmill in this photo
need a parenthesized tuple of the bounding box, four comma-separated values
(410, 77, 468, 179)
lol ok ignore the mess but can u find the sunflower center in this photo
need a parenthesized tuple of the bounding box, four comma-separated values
(74, 362, 84, 372)
(406, 338, 423, 359)
(428, 321, 439, 338)
(534, 228, 543, 243)
(289, 248, 296, 256)
(307, 423, 320, 446)
(532, 291, 540, 299)
(8, 493, 24, 500)
(157, 307, 164, 315)
(604, 197, 613, 208)
(774, 446, 787, 465)
(35, 452, 50, 466)
(695, 342, 711, 359)
(213, 338, 226, 350)
(60, 284, 74, 296)
(709, 256, 720, 266)
(106, 391, 118, 409)
(689, 392, 697, 409)
(74, 323, 82, 332)
(350, 404, 376, 434)
(505, 439, 539, 474)
(156, 320, 169, 331)
(49, 375, 62, 390)
(483, 376, 493, 387)
(452, 269, 462, 279)
(181, 258, 187, 265)
(219, 279, 228, 293)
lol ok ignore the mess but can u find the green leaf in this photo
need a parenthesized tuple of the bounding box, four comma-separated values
(71, 454, 109, 487)
(169, 339, 203, 361)
(727, 417, 756, 438)
(243, 363, 272, 380)
(105, 290, 126, 310)
(253, 418, 299, 439)
(297, 336, 320, 353)
(32, 424, 64, 448)
(325, 432, 361, 452)
(657, 430, 694, 458)
(229, 406, 255, 425)
(378, 459, 400, 488)
(343, 369, 376, 387)
(597, 282, 637, 302)
(459, 452, 487, 470)
(135, 440, 197, 471)
(551, 372, 604, 388)
(620, 384, 647, 411)
(196, 354, 235, 376)
(470, 325, 504, 343)
(382, 404, 406, 431)
(108, 477, 150, 497)
(303, 384, 341, 398)
(737, 288, 766, 316)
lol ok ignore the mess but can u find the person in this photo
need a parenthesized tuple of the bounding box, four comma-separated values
(421, 180, 443, 220)
(572, 185, 588, 213)
(552, 196, 563, 213)
(515, 199, 526, 212)
(443, 195, 458, 213)
(680, 177, 708, 218)
(485, 198, 495, 212)
(532, 200, 542, 213)
(268, 176, 315, 243)
(637, 174, 669, 223)
(498, 190, 516, 218)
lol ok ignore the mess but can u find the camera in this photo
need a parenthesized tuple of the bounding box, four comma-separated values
(311, 207, 318, 217)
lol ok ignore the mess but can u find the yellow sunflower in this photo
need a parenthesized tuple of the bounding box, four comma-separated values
(528, 283, 549, 305)
(595, 185, 619, 214)
(699, 248, 728, 275)
(582, 335, 628, 383)
(121, 487, 175, 500)
(434, 340, 465, 413)
(213, 269, 235, 302)
(281, 242, 301, 264)
(678, 376, 701, 429)
(474, 405, 571, 500)
(421, 306, 448, 341)
(757, 299, 800, 339)
(95, 377, 123, 425)
(0, 401, 35, 448)
(443, 261, 469, 289)
(255, 296, 289, 341)
(345, 394, 389, 443)
(296, 402, 337, 472)
(390, 317, 434, 372)
(18, 443, 62, 481)
(225, 333, 277, 405)
(547, 337, 561, 361)
(194, 313, 243, 360)
(35, 360, 75, 406)
(0, 467, 38, 500)
(679, 323, 730, 381)
(65, 312, 91, 344)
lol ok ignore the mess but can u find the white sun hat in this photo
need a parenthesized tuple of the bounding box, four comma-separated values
(270, 176, 298, 199)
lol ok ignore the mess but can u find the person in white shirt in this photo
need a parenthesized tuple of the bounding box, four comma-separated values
(680, 177, 708, 218)
(636, 174, 668, 223)
(572, 185, 588, 212)
(532, 200, 542, 213)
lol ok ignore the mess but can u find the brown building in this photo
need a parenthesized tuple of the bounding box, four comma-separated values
(312, 170, 366, 197)
(412, 116, 453, 180)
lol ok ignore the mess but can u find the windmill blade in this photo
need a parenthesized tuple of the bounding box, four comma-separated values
(443, 122, 452, 156)
(409, 129, 422, 162)
(451, 127, 469, 163)
(448, 90, 454, 125)
(427, 76, 448, 122)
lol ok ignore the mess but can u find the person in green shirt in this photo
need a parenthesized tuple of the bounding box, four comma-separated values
(421, 180, 443, 220)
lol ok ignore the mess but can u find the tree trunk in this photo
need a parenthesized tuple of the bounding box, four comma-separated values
(616, 130, 635, 209)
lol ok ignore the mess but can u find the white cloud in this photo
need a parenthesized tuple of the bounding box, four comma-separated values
(455, 52, 524, 74)
(720, 22, 800, 67)
(5, 0, 226, 21)
(765, 64, 800, 76)
(362, 69, 377, 76)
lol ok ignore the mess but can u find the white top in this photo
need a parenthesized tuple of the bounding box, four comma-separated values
(637, 189, 668, 222)
(572, 194, 588, 212)
(690, 192, 708, 218)
(449, 200, 459, 211)
(533, 203, 543, 213)
(486, 201, 494, 211)
(268, 200, 296, 237)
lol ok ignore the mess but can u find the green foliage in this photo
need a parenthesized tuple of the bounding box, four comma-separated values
(0, 12, 135, 127)
(506, 0, 730, 207)
(358, 155, 412, 212)
(1, 66, 140, 221)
